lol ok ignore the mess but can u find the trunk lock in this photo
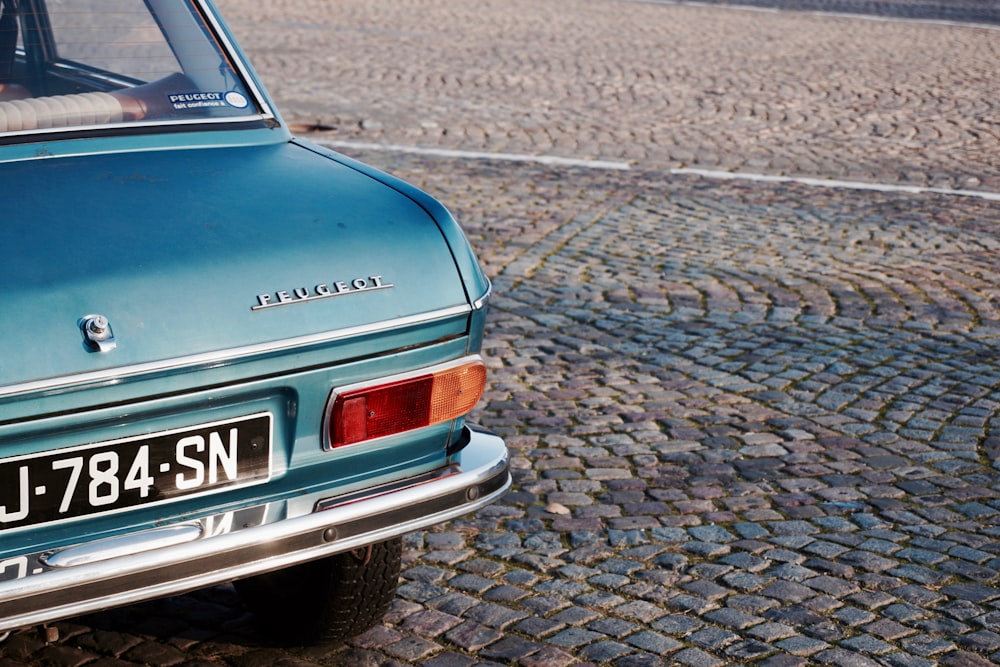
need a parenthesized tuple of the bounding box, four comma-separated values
(82, 314, 116, 352)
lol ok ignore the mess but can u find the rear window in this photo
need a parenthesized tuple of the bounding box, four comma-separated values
(0, 0, 266, 137)
(44, 0, 181, 81)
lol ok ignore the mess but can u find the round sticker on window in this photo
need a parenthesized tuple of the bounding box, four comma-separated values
(225, 91, 249, 109)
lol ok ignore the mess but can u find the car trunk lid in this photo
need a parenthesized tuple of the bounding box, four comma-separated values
(0, 141, 471, 396)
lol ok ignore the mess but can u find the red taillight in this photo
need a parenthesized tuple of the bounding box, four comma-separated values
(327, 358, 487, 448)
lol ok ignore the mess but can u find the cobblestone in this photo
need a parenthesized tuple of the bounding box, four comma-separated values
(219, 0, 1000, 193)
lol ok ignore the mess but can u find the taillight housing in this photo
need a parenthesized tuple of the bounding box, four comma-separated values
(325, 356, 487, 449)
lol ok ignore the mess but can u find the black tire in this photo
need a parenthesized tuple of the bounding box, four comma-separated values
(235, 537, 402, 644)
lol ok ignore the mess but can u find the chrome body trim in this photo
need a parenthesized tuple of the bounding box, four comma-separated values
(0, 305, 472, 400)
(0, 114, 277, 142)
(0, 424, 509, 632)
(473, 280, 493, 311)
(43, 524, 204, 569)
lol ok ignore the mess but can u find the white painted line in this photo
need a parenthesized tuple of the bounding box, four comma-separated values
(318, 139, 998, 201)
(633, 0, 1000, 31)
(319, 140, 632, 171)
(670, 168, 1000, 201)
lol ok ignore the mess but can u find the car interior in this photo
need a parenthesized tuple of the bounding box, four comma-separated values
(0, 0, 259, 133)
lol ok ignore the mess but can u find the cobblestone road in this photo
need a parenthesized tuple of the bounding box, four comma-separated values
(4, 1, 1000, 666)
(221, 0, 1000, 191)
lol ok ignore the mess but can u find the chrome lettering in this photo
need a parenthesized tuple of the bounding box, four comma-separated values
(251, 276, 394, 310)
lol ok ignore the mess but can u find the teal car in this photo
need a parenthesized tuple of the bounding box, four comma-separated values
(0, 0, 508, 644)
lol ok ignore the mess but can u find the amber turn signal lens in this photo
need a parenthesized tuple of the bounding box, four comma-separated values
(328, 358, 487, 448)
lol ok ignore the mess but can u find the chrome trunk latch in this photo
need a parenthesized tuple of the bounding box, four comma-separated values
(81, 314, 116, 352)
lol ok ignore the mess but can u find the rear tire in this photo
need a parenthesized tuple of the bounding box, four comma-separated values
(235, 537, 402, 644)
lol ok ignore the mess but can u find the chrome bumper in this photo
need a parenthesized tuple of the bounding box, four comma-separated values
(0, 424, 509, 632)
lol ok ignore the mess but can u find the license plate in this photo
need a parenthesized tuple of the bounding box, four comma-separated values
(0, 413, 272, 531)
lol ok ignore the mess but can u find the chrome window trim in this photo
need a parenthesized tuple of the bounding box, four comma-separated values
(189, 0, 274, 118)
(0, 305, 472, 400)
(0, 114, 276, 142)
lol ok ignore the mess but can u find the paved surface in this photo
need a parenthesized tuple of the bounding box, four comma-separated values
(5, 0, 1000, 665)
(221, 0, 1000, 192)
